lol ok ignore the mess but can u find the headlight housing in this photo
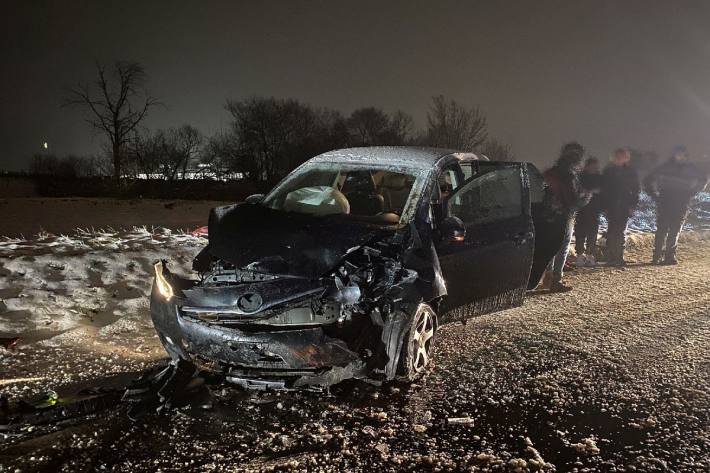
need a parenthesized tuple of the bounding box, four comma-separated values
(154, 261, 174, 301)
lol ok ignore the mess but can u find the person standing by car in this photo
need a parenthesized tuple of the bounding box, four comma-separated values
(542, 142, 589, 292)
(644, 146, 709, 265)
(600, 148, 640, 266)
(574, 157, 603, 266)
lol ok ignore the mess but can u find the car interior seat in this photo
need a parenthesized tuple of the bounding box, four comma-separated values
(341, 171, 384, 216)
(380, 173, 411, 214)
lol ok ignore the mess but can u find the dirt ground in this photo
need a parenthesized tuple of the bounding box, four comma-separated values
(0, 198, 231, 238)
(0, 232, 709, 472)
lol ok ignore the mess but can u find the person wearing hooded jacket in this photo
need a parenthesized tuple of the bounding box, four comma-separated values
(644, 146, 708, 264)
(542, 142, 590, 292)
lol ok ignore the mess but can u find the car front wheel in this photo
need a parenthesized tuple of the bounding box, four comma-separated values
(398, 303, 437, 381)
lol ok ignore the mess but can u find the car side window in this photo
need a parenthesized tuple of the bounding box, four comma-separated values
(447, 167, 523, 225)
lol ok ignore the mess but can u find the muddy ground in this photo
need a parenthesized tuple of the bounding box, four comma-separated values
(0, 232, 709, 472)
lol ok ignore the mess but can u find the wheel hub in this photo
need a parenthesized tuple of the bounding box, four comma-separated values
(412, 308, 435, 372)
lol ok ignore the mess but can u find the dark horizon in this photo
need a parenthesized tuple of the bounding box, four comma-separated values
(3, 0, 710, 172)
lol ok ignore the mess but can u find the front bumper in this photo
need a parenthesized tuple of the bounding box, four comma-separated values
(149, 282, 366, 389)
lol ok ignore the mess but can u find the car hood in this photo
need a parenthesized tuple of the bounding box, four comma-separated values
(206, 203, 395, 279)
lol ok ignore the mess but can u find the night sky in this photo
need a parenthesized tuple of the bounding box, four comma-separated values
(3, 0, 710, 171)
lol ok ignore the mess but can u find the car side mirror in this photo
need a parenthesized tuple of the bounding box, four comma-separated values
(441, 216, 466, 243)
(245, 193, 264, 204)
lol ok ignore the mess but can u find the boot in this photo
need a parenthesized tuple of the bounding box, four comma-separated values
(664, 243, 679, 265)
(663, 252, 679, 265)
(549, 273, 572, 293)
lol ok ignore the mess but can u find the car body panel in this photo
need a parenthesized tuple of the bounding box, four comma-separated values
(437, 162, 534, 321)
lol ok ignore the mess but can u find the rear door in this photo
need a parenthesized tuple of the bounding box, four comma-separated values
(437, 162, 534, 322)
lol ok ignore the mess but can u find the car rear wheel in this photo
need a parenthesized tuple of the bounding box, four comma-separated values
(398, 303, 437, 381)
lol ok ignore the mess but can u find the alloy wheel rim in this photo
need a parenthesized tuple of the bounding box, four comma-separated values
(412, 308, 435, 372)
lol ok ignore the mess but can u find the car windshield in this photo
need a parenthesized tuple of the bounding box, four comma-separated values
(262, 163, 422, 224)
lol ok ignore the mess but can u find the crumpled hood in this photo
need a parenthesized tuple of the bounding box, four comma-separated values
(206, 203, 394, 279)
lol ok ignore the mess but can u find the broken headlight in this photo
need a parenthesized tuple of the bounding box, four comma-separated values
(154, 261, 174, 301)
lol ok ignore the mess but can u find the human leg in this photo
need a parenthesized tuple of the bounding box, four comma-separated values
(664, 208, 688, 264)
(550, 217, 574, 292)
(653, 204, 670, 263)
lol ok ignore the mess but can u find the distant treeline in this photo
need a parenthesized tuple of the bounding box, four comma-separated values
(35, 93, 514, 184)
(43, 61, 516, 182)
(21, 60, 704, 191)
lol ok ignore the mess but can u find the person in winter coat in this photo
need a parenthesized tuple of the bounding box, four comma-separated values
(574, 157, 603, 266)
(542, 142, 590, 292)
(644, 146, 709, 264)
(600, 148, 640, 266)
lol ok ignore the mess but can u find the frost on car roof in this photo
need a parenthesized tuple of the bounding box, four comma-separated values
(309, 146, 482, 171)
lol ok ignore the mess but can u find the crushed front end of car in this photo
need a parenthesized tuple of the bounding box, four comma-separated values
(150, 203, 442, 390)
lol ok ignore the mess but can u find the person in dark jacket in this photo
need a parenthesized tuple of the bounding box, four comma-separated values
(542, 142, 590, 292)
(601, 148, 640, 266)
(574, 157, 603, 266)
(644, 146, 709, 264)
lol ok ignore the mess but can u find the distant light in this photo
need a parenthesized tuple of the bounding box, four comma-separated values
(43, 142, 48, 149)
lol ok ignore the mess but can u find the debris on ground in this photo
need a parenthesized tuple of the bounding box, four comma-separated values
(447, 416, 474, 425)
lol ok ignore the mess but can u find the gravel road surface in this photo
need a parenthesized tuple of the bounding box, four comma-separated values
(1, 233, 708, 472)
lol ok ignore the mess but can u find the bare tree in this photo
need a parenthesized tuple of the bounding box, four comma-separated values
(479, 138, 515, 161)
(224, 97, 349, 182)
(127, 130, 166, 179)
(202, 131, 244, 179)
(65, 61, 160, 181)
(388, 110, 415, 144)
(347, 107, 414, 146)
(423, 95, 488, 150)
(128, 125, 203, 180)
(347, 107, 391, 146)
(168, 125, 203, 180)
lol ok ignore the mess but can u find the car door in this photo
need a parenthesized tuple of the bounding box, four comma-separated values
(437, 162, 534, 323)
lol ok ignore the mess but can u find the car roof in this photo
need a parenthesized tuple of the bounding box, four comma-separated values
(308, 146, 483, 171)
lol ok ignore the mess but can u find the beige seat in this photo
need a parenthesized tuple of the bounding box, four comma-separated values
(380, 173, 411, 213)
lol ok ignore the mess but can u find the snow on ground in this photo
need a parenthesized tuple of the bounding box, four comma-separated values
(0, 228, 205, 402)
(0, 227, 204, 342)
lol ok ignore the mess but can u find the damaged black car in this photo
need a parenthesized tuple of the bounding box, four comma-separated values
(150, 147, 559, 389)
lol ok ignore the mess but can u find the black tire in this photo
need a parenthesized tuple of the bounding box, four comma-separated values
(398, 303, 437, 381)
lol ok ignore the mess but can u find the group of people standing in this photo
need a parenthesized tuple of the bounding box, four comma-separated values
(542, 143, 708, 293)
